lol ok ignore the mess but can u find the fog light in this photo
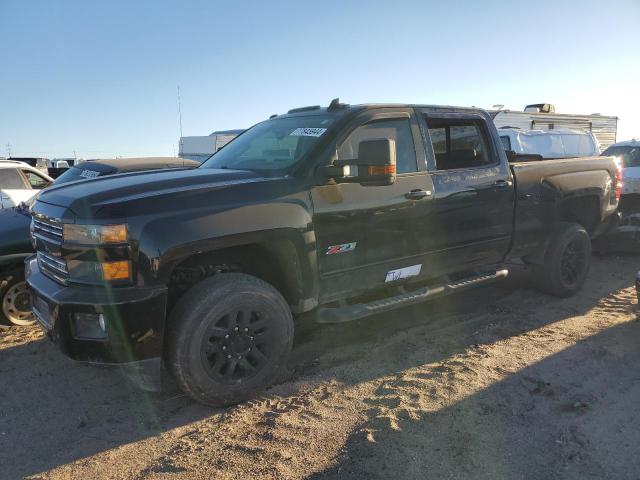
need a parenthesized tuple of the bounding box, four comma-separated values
(72, 312, 107, 340)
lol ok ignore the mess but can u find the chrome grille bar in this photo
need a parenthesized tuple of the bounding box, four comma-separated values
(37, 251, 69, 284)
(33, 217, 64, 240)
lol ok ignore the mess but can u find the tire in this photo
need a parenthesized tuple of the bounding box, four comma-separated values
(167, 273, 294, 407)
(534, 223, 591, 298)
(1, 268, 36, 327)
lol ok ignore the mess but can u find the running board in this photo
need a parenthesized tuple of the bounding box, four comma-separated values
(314, 269, 509, 324)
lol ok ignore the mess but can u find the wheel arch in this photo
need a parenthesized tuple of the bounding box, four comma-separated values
(163, 232, 318, 316)
(558, 194, 602, 235)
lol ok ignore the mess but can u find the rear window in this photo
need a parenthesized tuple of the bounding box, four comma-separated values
(500, 135, 511, 150)
(560, 134, 597, 157)
(602, 146, 640, 168)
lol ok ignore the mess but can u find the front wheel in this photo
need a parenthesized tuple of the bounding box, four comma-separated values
(534, 223, 591, 298)
(167, 273, 294, 406)
(1, 269, 36, 327)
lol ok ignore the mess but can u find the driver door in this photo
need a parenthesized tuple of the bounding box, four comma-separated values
(311, 108, 436, 302)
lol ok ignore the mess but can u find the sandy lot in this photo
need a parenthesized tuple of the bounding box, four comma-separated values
(1, 256, 639, 480)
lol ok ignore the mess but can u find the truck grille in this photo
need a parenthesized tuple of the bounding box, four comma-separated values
(37, 251, 69, 283)
(32, 216, 64, 243)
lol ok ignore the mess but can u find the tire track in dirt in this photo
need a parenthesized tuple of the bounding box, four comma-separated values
(14, 256, 640, 479)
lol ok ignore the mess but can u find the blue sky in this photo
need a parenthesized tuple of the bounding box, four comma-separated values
(1, 0, 638, 158)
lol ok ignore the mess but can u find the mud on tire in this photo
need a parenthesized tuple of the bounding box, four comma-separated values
(166, 273, 294, 406)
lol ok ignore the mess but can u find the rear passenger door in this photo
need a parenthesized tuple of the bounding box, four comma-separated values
(419, 111, 514, 273)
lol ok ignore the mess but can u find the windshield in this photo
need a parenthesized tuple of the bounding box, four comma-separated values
(602, 145, 640, 168)
(201, 115, 336, 173)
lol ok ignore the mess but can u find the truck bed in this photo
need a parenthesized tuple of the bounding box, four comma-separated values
(509, 156, 619, 259)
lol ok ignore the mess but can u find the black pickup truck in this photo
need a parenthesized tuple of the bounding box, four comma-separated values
(26, 100, 620, 405)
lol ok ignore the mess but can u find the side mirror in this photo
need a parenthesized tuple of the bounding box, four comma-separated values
(322, 138, 397, 186)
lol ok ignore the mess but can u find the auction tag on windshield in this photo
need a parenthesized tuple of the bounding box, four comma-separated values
(79, 169, 100, 179)
(290, 127, 327, 137)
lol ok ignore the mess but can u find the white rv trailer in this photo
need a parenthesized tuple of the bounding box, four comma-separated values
(179, 129, 244, 163)
(490, 103, 618, 150)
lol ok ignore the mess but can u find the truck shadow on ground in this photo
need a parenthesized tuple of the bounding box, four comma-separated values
(308, 314, 640, 480)
(0, 257, 635, 478)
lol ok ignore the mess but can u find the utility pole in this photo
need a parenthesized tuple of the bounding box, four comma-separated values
(6, 143, 11, 157)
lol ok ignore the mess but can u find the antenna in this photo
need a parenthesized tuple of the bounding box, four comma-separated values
(177, 86, 184, 165)
(177, 85, 183, 139)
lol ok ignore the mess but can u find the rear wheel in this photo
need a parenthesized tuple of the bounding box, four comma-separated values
(1, 269, 35, 327)
(534, 223, 591, 298)
(167, 273, 294, 406)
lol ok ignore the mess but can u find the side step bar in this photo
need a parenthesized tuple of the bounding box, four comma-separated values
(315, 269, 509, 324)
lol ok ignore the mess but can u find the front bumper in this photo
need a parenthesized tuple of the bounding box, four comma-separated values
(25, 255, 168, 364)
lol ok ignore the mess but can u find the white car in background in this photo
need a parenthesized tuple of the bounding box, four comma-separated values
(601, 140, 640, 196)
(498, 128, 600, 159)
(0, 160, 53, 209)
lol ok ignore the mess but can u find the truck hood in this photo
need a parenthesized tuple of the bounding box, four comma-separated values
(36, 168, 264, 218)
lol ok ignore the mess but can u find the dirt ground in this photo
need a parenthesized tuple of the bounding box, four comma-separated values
(1, 256, 639, 480)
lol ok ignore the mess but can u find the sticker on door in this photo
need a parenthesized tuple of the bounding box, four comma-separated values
(385, 264, 422, 283)
(326, 242, 357, 255)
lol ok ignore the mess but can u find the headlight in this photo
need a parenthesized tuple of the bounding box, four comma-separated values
(63, 224, 127, 245)
(68, 259, 131, 284)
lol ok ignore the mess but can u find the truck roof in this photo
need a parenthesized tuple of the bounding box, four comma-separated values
(498, 127, 597, 137)
(275, 100, 489, 120)
(608, 139, 640, 148)
(0, 159, 31, 169)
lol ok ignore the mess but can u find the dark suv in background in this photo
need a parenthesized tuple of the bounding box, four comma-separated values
(0, 157, 199, 327)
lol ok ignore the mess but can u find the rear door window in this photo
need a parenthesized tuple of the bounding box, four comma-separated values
(425, 117, 494, 170)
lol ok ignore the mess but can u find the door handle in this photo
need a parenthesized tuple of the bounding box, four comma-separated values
(404, 189, 432, 200)
(493, 180, 513, 189)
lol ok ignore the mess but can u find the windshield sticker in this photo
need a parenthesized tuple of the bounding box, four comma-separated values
(290, 127, 327, 137)
(385, 264, 422, 283)
(79, 169, 100, 179)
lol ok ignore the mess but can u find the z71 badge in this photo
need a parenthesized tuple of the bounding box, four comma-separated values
(326, 242, 357, 255)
